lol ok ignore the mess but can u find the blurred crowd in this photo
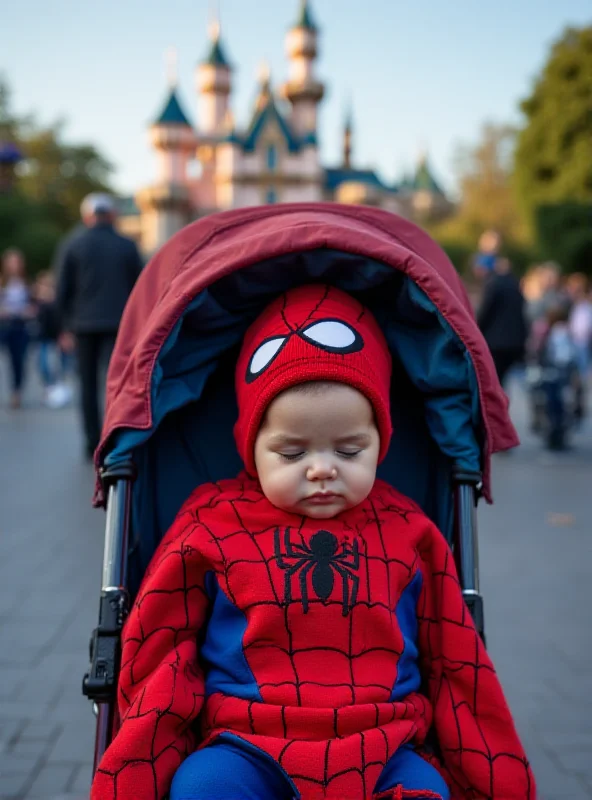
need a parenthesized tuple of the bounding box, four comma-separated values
(474, 230, 591, 451)
(0, 247, 73, 410)
(1, 217, 590, 456)
(0, 192, 143, 462)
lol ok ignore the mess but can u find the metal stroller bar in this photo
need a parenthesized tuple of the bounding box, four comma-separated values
(83, 461, 136, 776)
(452, 467, 485, 642)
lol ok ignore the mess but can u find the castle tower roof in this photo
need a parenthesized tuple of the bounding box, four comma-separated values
(202, 20, 230, 68)
(154, 87, 192, 127)
(412, 154, 444, 195)
(295, 0, 317, 31)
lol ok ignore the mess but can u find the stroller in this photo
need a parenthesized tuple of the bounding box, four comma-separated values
(82, 203, 518, 785)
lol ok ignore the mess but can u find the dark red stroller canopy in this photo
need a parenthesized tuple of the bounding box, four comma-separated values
(96, 203, 517, 504)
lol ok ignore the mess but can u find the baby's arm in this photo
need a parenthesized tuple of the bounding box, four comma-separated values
(416, 522, 536, 800)
(91, 500, 212, 800)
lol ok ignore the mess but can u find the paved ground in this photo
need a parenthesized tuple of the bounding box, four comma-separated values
(0, 360, 591, 799)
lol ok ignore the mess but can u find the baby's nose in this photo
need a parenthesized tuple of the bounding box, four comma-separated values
(306, 458, 337, 481)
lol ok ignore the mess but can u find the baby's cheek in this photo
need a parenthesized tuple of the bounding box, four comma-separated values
(266, 469, 299, 507)
(349, 463, 376, 501)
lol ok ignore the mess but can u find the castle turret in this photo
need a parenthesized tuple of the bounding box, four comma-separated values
(280, 1, 324, 137)
(136, 80, 195, 254)
(149, 86, 196, 183)
(196, 20, 232, 138)
(407, 151, 451, 220)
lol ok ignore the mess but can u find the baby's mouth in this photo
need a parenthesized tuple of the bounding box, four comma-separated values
(306, 492, 340, 504)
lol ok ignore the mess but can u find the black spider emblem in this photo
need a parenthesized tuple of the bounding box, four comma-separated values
(274, 527, 360, 616)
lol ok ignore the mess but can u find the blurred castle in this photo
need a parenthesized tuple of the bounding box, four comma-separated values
(120, 1, 452, 254)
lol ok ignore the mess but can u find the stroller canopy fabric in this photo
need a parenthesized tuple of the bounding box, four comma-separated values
(95, 203, 517, 505)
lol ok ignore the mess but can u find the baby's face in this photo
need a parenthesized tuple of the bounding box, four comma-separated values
(254, 383, 380, 519)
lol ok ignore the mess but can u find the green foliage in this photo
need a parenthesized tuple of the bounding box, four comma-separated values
(434, 240, 473, 273)
(514, 26, 592, 223)
(535, 202, 592, 274)
(452, 124, 530, 244)
(0, 76, 114, 273)
(427, 124, 533, 275)
(0, 193, 63, 273)
(17, 124, 113, 228)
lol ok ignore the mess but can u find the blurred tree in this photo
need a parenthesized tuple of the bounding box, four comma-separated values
(18, 123, 113, 229)
(453, 124, 529, 243)
(535, 202, 592, 275)
(514, 26, 592, 222)
(428, 124, 532, 273)
(0, 76, 114, 271)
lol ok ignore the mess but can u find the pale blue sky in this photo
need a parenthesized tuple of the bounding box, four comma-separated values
(2, 0, 590, 196)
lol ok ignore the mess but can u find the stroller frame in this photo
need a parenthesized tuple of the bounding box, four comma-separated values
(81, 202, 519, 784)
(83, 460, 484, 774)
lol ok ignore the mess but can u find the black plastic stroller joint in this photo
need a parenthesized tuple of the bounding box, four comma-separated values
(98, 460, 137, 491)
(83, 459, 136, 773)
(452, 467, 485, 643)
(83, 587, 129, 702)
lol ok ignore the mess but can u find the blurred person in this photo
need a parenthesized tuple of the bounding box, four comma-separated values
(566, 272, 592, 378)
(532, 304, 582, 451)
(521, 264, 545, 308)
(471, 229, 502, 280)
(0, 248, 35, 408)
(33, 271, 73, 408)
(55, 193, 143, 458)
(527, 262, 570, 323)
(525, 263, 571, 357)
(477, 256, 528, 387)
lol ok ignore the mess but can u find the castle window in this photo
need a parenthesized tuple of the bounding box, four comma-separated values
(266, 187, 277, 204)
(266, 144, 278, 172)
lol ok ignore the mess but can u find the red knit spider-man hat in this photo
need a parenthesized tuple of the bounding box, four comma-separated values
(234, 284, 393, 475)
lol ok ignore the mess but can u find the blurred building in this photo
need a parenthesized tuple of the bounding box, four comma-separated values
(119, 1, 451, 254)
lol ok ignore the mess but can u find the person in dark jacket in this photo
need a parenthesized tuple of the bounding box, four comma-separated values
(477, 257, 528, 387)
(55, 193, 143, 457)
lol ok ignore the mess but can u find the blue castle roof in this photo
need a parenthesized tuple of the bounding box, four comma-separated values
(154, 88, 192, 126)
(324, 167, 395, 193)
(225, 90, 316, 153)
(295, 1, 317, 31)
(204, 36, 230, 68)
(411, 158, 444, 194)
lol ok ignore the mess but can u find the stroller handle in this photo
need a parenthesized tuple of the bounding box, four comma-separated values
(83, 461, 136, 776)
(452, 467, 485, 642)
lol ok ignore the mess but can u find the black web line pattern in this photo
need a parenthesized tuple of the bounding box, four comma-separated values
(96, 480, 533, 798)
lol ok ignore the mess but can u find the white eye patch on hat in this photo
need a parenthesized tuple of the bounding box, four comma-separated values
(246, 319, 364, 383)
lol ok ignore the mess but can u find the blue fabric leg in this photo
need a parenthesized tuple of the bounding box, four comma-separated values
(170, 740, 295, 800)
(3, 321, 29, 391)
(38, 341, 55, 387)
(374, 745, 450, 799)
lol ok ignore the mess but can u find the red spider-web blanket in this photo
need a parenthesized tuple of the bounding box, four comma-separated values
(92, 477, 535, 800)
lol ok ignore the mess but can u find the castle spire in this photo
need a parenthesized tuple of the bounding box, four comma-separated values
(280, 0, 324, 136)
(166, 46, 178, 87)
(196, 6, 233, 136)
(343, 97, 353, 168)
(295, 0, 317, 30)
(254, 60, 273, 112)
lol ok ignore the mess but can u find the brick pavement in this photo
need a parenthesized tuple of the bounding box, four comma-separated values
(1, 367, 591, 799)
